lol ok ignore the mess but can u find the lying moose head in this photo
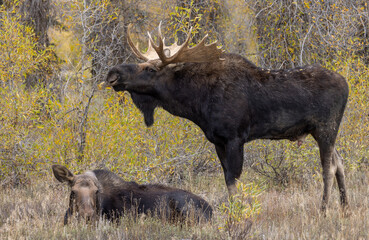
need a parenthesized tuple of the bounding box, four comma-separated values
(52, 165, 213, 224)
(52, 165, 101, 224)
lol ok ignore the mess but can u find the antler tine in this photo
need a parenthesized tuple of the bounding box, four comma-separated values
(182, 26, 193, 48)
(148, 32, 160, 53)
(157, 21, 168, 51)
(158, 21, 164, 43)
(127, 24, 149, 61)
(197, 34, 209, 46)
(148, 28, 168, 65)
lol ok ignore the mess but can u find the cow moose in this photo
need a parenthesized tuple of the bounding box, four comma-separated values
(52, 165, 213, 224)
(102, 24, 349, 212)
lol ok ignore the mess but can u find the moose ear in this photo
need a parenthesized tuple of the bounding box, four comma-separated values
(52, 165, 75, 184)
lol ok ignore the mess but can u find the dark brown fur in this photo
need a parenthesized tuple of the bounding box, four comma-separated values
(105, 53, 349, 211)
(52, 165, 213, 224)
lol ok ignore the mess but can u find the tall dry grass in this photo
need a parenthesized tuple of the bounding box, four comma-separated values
(0, 168, 367, 239)
(254, 170, 369, 239)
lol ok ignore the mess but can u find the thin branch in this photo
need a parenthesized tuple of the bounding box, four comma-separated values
(300, 24, 313, 66)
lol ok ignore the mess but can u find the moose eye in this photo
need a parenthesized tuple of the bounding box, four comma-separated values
(145, 67, 157, 73)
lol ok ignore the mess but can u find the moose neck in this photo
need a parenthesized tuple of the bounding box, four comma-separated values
(122, 54, 260, 143)
(127, 63, 215, 132)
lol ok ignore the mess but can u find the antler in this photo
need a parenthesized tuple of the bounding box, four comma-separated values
(149, 22, 223, 67)
(127, 24, 160, 61)
(127, 22, 223, 68)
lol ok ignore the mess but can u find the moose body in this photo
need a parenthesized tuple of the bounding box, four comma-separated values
(52, 165, 213, 224)
(104, 25, 349, 211)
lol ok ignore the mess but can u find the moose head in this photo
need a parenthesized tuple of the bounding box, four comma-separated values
(102, 23, 223, 126)
(52, 165, 101, 224)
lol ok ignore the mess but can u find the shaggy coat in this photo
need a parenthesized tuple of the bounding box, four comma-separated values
(105, 52, 349, 211)
(52, 165, 213, 224)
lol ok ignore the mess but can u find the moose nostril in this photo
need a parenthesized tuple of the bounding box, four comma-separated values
(107, 75, 119, 86)
(79, 205, 95, 219)
(81, 211, 94, 219)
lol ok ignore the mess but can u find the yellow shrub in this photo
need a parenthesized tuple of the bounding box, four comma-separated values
(0, 5, 54, 86)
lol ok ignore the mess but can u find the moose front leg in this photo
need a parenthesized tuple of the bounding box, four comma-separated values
(215, 139, 244, 196)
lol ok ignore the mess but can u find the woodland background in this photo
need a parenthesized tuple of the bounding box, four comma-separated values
(0, 0, 368, 239)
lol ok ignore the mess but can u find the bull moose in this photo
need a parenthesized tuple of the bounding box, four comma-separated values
(102, 24, 349, 211)
(52, 165, 213, 224)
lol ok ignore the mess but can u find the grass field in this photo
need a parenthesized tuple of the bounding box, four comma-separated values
(0, 165, 367, 239)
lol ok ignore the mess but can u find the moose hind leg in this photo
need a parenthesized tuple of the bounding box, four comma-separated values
(313, 130, 338, 212)
(334, 149, 348, 208)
